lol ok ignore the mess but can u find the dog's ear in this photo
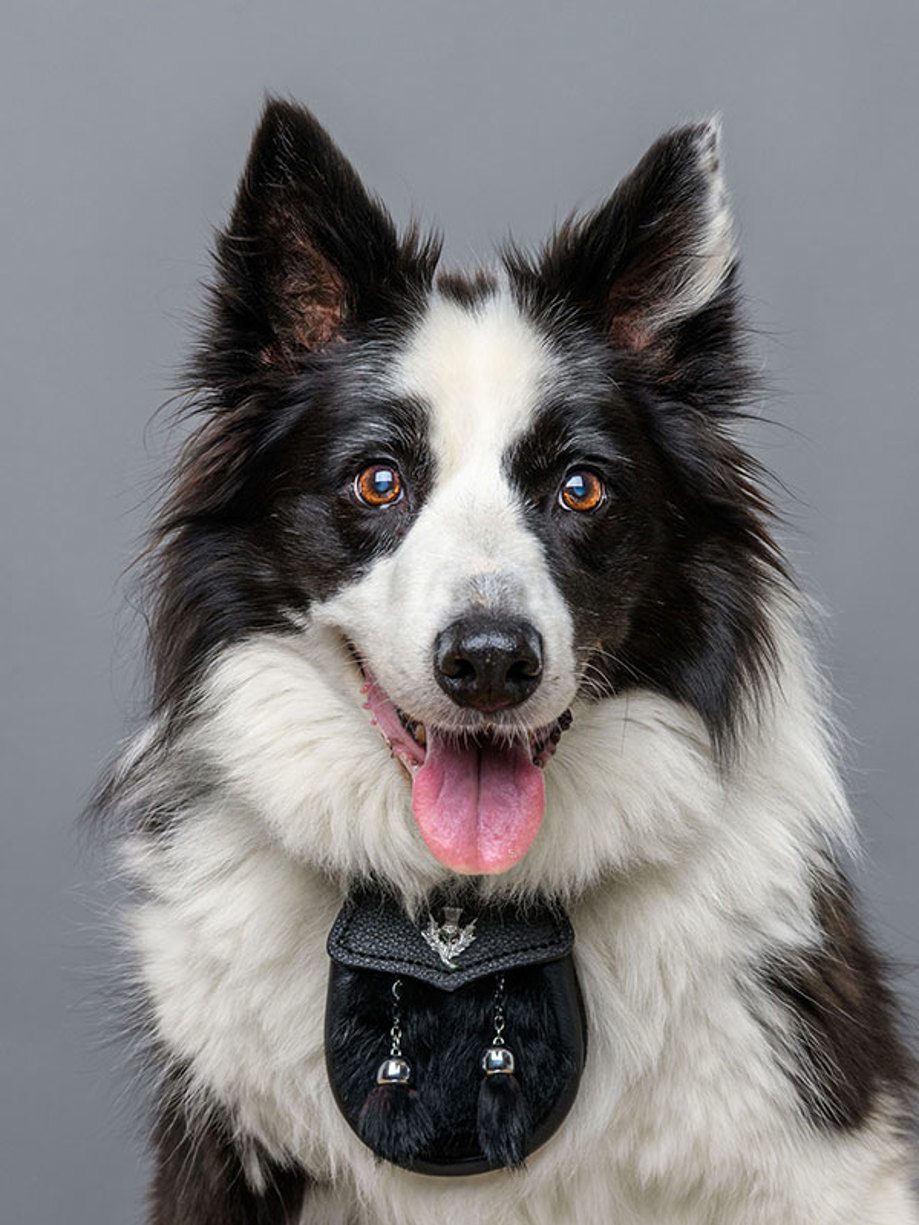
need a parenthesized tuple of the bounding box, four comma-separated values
(514, 120, 737, 364)
(208, 98, 438, 376)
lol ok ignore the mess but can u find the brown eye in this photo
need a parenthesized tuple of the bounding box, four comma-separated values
(354, 464, 403, 507)
(559, 469, 604, 512)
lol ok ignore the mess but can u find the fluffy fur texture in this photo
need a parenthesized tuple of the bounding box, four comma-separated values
(95, 99, 917, 1223)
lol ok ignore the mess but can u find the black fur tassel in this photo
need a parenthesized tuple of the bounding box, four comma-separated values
(358, 1082, 435, 1167)
(476, 1069, 530, 1169)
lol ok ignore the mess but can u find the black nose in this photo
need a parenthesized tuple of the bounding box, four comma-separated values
(434, 616, 544, 712)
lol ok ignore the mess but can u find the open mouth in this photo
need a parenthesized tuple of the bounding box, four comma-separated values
(358, 663, 571, 876)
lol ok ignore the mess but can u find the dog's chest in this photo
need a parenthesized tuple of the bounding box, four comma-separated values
(129, 811, 824, 1223)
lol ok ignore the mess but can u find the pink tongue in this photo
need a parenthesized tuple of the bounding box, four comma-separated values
(412, 730, 545, 874)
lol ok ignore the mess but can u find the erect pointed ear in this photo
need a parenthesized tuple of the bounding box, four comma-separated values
(208, 98, 439, 376)
(514, 120, 737, 359)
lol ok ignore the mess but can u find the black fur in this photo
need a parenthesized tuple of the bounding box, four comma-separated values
(436, 268, 499, 309)
(759, 871, 913, 1132)
(507, 122, 734, 369)
(504, 126, 781, 752)
(149, 1080, 309, 1225)
(358, 1083, 435, 1167)
(325, 962, 581, 1171)
(149, 98, 440, 713)
(476, 1072, 530, 1170)
(502, 336, 780, 754)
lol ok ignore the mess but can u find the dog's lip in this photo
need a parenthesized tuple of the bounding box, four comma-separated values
(346, 642, 571, 771)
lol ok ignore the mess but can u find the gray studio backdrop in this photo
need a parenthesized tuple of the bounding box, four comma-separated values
(2, 1, 917, 1220)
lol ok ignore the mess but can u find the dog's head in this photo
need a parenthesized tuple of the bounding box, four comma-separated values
(150, 101, 778, 881)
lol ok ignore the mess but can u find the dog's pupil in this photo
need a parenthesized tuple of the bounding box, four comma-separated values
(564, 472, 596, 506)
(356, 464, 401, 505)
(560, 470, 603, 513)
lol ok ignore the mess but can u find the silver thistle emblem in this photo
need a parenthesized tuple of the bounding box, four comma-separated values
(421, 906, 478, 970)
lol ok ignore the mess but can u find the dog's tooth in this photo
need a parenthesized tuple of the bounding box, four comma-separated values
(415, 723, 426, 747)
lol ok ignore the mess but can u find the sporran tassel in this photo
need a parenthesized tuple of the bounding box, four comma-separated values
(476, 974, 529, 1169)
(358, 978, 434, 1166)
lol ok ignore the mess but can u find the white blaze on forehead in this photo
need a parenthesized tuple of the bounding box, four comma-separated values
(394, 290, 556, 473)
(315, 284, 578, 734)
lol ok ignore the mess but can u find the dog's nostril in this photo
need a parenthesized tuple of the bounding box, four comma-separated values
(434, 616, 544, 711)
(442, 654, 476, 682)
(507, 658, 539, 684)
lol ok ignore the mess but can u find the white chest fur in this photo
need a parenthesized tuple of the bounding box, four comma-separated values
(126, 810, 914, 1225)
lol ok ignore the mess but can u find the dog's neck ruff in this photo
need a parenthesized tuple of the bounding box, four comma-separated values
(324, 886, 587, 1175)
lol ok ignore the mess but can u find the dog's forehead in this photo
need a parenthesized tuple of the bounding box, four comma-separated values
(392, 290, 557, 473)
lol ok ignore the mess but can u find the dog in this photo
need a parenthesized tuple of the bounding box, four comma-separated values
(95, 99, 917, 1223)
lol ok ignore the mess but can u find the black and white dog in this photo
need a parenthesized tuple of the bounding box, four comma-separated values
(97, 100, 916, 1222)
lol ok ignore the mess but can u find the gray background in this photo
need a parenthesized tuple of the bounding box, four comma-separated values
(1, 0, 917, 1219)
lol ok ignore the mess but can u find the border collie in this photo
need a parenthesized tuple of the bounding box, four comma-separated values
(95, 99, 916, 1223)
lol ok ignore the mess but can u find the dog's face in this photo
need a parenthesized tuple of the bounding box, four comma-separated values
(153, 102, 776, 881)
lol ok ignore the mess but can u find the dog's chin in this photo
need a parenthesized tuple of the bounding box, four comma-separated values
(353, 658, 571, 876)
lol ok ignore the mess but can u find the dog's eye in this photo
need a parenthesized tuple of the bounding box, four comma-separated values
(354, 464, 403, 507)
(559, 469, 605, 513)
